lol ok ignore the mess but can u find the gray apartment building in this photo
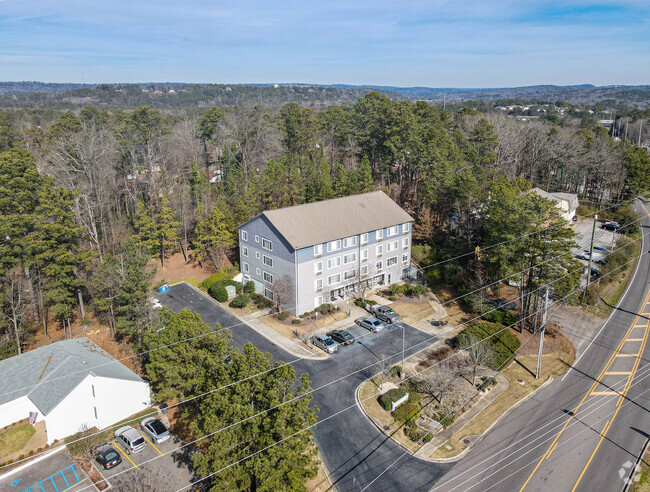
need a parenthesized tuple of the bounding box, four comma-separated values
(237, 191, 413, 315)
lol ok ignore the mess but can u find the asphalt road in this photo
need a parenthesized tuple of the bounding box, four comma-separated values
(0, 449, 90, 491)
(158, 283, 447, 491)
(433, 200, 650, 492)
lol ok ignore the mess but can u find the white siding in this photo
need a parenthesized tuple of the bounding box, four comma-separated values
(0, 396, 42, 429)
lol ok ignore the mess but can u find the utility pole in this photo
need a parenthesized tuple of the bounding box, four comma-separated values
(536, 286, 550, 379)
(519, 271, 525, 333)
(584, 214, 598, 303)
(401, 323, 405, 379)
(639, 120, 644, 147)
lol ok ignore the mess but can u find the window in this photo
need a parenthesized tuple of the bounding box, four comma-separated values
(327, 239, 341, 252)
(344, 269, 356, 280)
(241, 230, 248, 241)
(315, 278, 323, 290)
(242, 246, 248, 257)
(264, 288, 274, 300)
(255, 235, 259, 242)
(376, 229, 383, 240)
(402, 253, 409, 263)
(243, 262, 249, 273)
(361, 233, 368, 245)
(327, 257, 341, 269)
(92, 384, 95, 397)
(263, 255, 273, 267)
(263, 272, 274, 284)
(314, 244, 323, 256)
(343, 236, 356, 248)
(402, 223, 410, 233)
(361, 265, 369, 276)
(256, 251, 260, 259)
(328, 274, 341, 286)
(376, 261, 383, 271)
(387, 240, 398, 252)
(343, 253, 356, 264)
(387, 256, 398, 267)
(262, 238, 272, 251)
(314, 296, 323, 309)
(256, 268, 261, 275)
(376, 245, 383, 256)
(388, 225, 399, 236)
(94, 406, 98, 419)
(361, 249, 368, 261)
(314, 261, 323, 274)
(403, 237, 409, 248)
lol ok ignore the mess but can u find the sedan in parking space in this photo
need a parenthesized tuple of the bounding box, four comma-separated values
(356, 317, 384, 332)
(141, 417, 171, 444)
(602, 221, 621, 231)
(95, 444, 122, 470)
(313, 334, 338, 353)
(327, 330, 355, 346)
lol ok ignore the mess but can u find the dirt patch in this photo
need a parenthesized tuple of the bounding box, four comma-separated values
(431, 286, 473, 325)
(513, 325, 576, 360)
(306, 454, 334, 492)
(389, 299, 433, 321)
(78, 458, 109, 490)
(149, 251, 219, 286)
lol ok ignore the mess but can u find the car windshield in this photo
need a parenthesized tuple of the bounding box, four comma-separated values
(371, 320, 382, 326)
(104, 450, 119, 460)
(150, 420, 167, 434)
(132, 437, 145, 446)
(383, 308, 395, 314)
(324, 338, 336, 346)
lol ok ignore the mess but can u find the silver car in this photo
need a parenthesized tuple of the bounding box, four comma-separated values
(356, 316, 384, 332)
(115, 426, 146, 454)
(313, 334, 338, 353)
(140, 417, 171, 444)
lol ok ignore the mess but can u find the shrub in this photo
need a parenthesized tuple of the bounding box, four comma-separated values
(200, 270, 230, 290)
(277, 312, 290, 321)
(454, 322, 521, 370)
(208, 284, 228, 302)
(407, 391, 421, 405)
(404, 425, 432, 443)
(379, 388, 408, 411)
(230, 294, 250, 309)
(244, 281, 256, 294)
(390, 283, 405, 296)
(392, 402, 420, 422)
(413, 284, 428, 297)
(291, 319, 302, 325)
(389, 365, 402, 378)
(389, 296, 397, 301)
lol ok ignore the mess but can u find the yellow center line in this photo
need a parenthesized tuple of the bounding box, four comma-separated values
(519, 288, 650, 491)
(604, 371, 633, 375)
(626, 338, 644, 341)
(572, 316, 650, 490)
(141, 434, 163, 455)
(61, 478, 88, 492)
(546, 442, 558, 459)
(615, 353, 640, 357)
(113, 440, 140, 470)
(590, 391, 619, 396)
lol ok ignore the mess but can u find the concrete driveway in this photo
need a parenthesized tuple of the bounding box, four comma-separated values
(157, 282, 443, 491)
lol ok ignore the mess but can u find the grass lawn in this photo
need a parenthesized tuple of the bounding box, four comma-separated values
(0, 425, 36, 460)
(430, 348, 575, 459)
(167, 277, 202, 289)
(306, 456, 334, 492)
(358, 379, 425, 452)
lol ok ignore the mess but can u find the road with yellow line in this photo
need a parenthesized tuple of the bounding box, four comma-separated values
(432, 199, 650, 492)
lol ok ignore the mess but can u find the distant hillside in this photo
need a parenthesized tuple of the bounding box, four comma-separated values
(0, 81, 648, 110)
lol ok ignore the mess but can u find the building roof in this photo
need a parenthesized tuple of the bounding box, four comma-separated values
(250, 191, 413, 250)
(0, 338, 145, 415)
(530, 188, 579, 211)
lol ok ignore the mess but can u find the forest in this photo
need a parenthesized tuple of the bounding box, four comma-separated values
(1, 91, 649, 359)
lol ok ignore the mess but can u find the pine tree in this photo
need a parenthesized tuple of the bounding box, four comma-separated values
(193, 204, 234, 270)
(357, 155, 374, 193)
(156, 196, 180, 269)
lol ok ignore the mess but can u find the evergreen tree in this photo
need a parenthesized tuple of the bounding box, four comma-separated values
(193, 204, 234, 270)
(156, 196, 180, 269)
(357, 156, 374, 193)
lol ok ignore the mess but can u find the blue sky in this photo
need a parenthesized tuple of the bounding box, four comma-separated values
(0, 1, 648, 87)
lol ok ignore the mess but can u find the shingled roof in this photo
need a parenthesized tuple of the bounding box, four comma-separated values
(0, 338, 144, 415)
(249, 191, 413, 250)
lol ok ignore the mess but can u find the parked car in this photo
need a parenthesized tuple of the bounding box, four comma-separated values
(593, 246, 610, 252)
(369, 305, 401, 324)
(95, 444, 122, 470)
(149, 298, 163, 309)
(141, 417, 171, 444)
(327, 330, 355, 346)
(489, 299, 516, 310)
(584, 266, 601, 278)
(312, 334, 338, 353)
(356, 317, 384, 332)
(591, 252, 606, 264)
(115, 426, 146, 454)
(602, 221, 621, 231)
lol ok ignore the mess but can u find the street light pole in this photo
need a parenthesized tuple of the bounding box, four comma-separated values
(536, 286, 550, 379)
(401, 324, 405, 379)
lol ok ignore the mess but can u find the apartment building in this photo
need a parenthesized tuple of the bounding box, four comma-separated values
(238, 191, 413, 315)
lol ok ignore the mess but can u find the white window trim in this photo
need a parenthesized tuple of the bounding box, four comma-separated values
(327, 256, 342, 269)
(402, 253, 409, 263)
(361, 265, 369, 276)
(263, 255, 273, 267)
(376, 229, 383, 240)
(344, 269, 356, 280)
(387, 225, 399, 237)
(314, 244, 323, 256)
(314, 261, 323, 274)
(255, 251, 260, 259)
(403, 237, 409, 248)
(241, 230, 248, 241)
(402, 223, 410, 233)
(387, 256, 398, 267)
(315, 278, 323, 290)
(242, 246, 248, 257)
(343, 236, 357, 248)
(262, 238, 273, 251)
(255, 235, 259, 243)
(361, 233, 368, 245)
(343, 252, 356, 265)
(328, 274, 341, 286)
(376, 261, 383, 271)
(243, 262, 249, 273)
(376, 245, 383, 256)
(361, 249, 368, 261)
(327, 239, 341, 252)
(256, 268, 261, 275)
(263, 271, 274, 284)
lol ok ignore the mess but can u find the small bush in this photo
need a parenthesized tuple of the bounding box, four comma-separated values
(389, 296, 397, 301)
(277, 312, 290, 321)
(390, 283, 405, 296)
(407, 391, 421, 405)
(230, 294, 250, 309)
(413, 284, 428, 296)
(379, 388, 408, 411)
(389, 365, 402, 378)
(6, 459, 12, 465)
(244, 281, 256, 294)
(200, 270, 230, 290)
(18, 454, 24, 460)
(299, 313, 308, 319)
(28, 450, 34, 456)
(208, 284, 228, 302)
(404, 425, 432, 443)
(392, 402, 420, 422)
(291, 319, 302, 325)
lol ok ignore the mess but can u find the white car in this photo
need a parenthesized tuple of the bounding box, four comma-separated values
(150, 298, 163, 309)
(140, 417, 171, 444)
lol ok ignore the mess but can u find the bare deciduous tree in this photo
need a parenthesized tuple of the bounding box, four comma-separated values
(417, 360, 457, 405)
(458, 333, 495, 386)
(272, 275, 294, 313)
(0, 273, 29, 355)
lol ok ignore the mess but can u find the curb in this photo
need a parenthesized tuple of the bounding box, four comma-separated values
(427, 374, 555, 463)
(178, 281, 325, 361)
(0, 445, 65, 481)
(623, 436, 650, 492)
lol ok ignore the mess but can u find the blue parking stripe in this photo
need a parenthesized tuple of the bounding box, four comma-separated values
(69, 464, 79, 482)
(61, 469, 70, 487)
(50, 476, 59, 492)
(21, 464, 80, 492)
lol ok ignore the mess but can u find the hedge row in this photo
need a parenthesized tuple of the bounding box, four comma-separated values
(454, 322, 521, 370)
(379, 388, 408, 411)
(392, 402, 419, 422)
(208, 280, 244, 302)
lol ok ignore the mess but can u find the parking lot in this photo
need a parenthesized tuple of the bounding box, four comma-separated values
(0, 449, 90, 492)
(572, 219, 621, 281)
(94, 432, 195, 490)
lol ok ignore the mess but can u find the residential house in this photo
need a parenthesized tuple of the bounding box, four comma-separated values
(238, 191, 413, 315)
(531, 188, 579, 221)
(0, 338, 150, 444)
